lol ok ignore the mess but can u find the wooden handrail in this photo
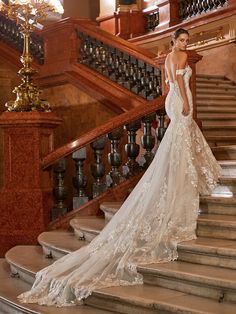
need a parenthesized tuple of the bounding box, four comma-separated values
(42, 18, 159, 67)
(42, 95, 166, 169)
(130, 3, 236, 45)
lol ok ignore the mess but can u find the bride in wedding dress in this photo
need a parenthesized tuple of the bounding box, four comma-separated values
(18, 28, 221, 307)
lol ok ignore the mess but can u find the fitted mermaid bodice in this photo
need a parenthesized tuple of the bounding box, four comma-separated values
(165, 65, 193, 122)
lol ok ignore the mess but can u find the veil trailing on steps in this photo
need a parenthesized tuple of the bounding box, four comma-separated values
(18, 65, 221, 307)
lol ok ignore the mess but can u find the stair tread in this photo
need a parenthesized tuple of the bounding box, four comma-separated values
(219, 160, 236, 165)
(91, 284, 236, 314)
(200, 194, 236, 204)
(197, 105, 236, 114)
(100, 202, 122, 213)
(196, 74, 226, 79)
(211, 145, 236, 150)
(70, 217, 106, 233)
(5, 246, 52, 275)
(137, 261, 236, 286)
(0, 259, 112, 314)
(38, 230, 88, 254)
(199, 113, 236, 119)
(206, 135, 236, 139)
(196, 83, 235, 88)
(203, 125, 236, 130)
(178, 237, 236, 256)
(198, 214, 236, 224)
(219, 176, 236, 183)
(197, 95, 236, 100)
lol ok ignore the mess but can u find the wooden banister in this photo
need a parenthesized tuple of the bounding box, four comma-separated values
(130, 2, 236, 45)
(42, 95, 166, 169)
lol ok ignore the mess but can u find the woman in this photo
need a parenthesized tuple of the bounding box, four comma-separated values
(18, 28, 221, 306)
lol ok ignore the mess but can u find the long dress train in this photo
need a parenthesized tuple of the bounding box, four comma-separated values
(18, 65, 221, 306)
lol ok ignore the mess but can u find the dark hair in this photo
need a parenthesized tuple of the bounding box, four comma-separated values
(170, 28, 189, 46)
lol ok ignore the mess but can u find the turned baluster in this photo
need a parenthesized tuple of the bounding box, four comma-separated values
(107, 128, 125, 186)
(90, 136, 107, 198)
(196, 0, 203, 13)
(141, 113, 156, 169)
(124, 120, 141, 177)
(192, 0, 199, 15)
(208, 0, 215, 10)
(202, 0, 209, 12)
(213, 0, 221, 8)
(157, 108, 167, 142)
(72, 148, 88, 209)
(131, 64, 142, 95)
(52, 158, 68, 220)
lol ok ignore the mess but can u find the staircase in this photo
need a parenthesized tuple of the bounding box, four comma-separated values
(1, 74, 236, 313)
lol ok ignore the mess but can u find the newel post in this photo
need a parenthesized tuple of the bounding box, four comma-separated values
(0, 112, 62, 256)
(156, 0, 180, 31)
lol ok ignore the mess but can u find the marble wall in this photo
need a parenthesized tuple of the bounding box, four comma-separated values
(197, 43, 236, 83)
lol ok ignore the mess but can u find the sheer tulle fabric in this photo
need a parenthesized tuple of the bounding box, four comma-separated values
(18, 65, 221, 306)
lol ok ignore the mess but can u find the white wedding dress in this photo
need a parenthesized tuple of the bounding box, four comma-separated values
(18, 65, 221, 306)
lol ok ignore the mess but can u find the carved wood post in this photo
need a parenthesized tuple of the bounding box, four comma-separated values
(90, 136, 107, 198)
(156, 0, 180, 31)
(107, 127, 125, 186)
(141, 113, 156, 168)
(72, 148, 89, 209)
(124, 119, 141, 177)
(52, 158, 68, 220)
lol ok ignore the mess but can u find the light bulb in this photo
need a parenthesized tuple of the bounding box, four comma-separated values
(13, 0, 31, 4)
(48, 0, 64, 14)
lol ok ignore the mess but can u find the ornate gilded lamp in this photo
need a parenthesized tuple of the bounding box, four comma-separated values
(0, 0, 64, 112)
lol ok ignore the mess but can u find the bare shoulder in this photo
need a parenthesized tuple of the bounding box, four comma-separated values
(177, 50, 188, 61)
(176, 51, 188, 68)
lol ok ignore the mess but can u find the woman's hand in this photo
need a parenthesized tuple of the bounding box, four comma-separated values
(182, 101, 190, 116)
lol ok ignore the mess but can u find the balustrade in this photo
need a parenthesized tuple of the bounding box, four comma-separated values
(179, 0, 228, 21)
(51, 109, 167, 219)
(145, 10, 159, 32)
(0, 13, 44, 64)
(78, 31, 162, 100)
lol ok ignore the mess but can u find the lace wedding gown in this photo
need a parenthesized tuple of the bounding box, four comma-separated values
(19, 65, 221, 306)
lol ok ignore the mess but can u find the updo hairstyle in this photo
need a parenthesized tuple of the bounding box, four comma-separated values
(170, 28, 189, 46)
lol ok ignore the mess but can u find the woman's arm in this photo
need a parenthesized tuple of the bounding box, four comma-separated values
(176, 52, 190, 116)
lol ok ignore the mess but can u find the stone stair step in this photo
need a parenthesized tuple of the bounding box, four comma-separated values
(197, 95, 236, 101)
(5, 246, 53, 285)
(218, 160, 236, 176)
(100, 202, 122, 221)
(203, 120, 236, 127)
(38, 230, 88, 259)
(177, 237, 236, 269)
(70, 217, 105, 242)
(206, 136, 236, 148)
(196, 83, 236, 89)
(197, 89, 236, 96)
(137, 261, 236, 303)
(196, 74, 226, 80)
(197, 99, 236, 106)
(0, 259, 112, 314)
(214, 176, 236, 195)
(85, 283, 236, 314)
(211, 145, 236, 160)
(199, 113, 236, 120)
(203, 125, 236, 136)
(198, 106, 236, 113)
(200, 194, 236, 215)
(197, 214, 236, 240)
